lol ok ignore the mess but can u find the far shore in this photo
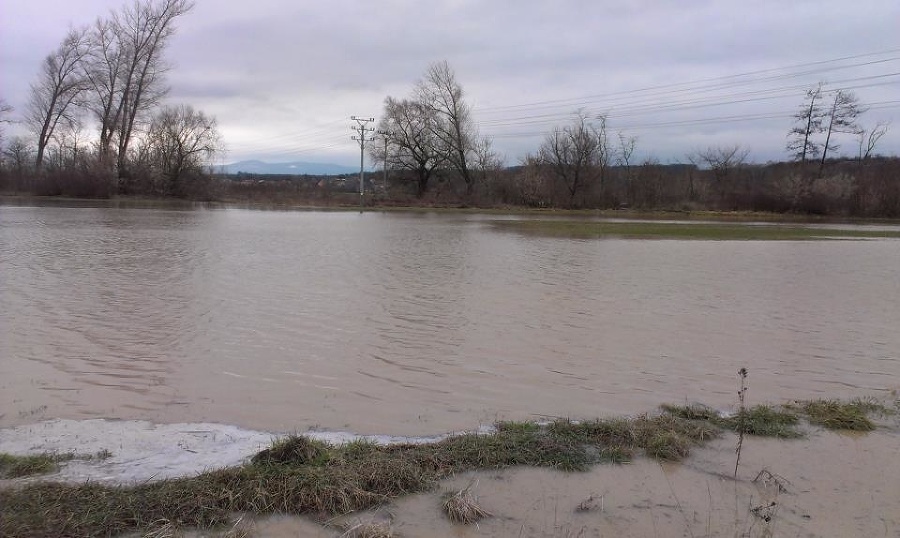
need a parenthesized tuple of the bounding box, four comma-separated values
(4, 193, 900, 224)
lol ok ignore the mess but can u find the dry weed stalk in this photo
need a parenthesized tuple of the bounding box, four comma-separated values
(575, 493, 603, 513)
(752, 468, 790, 494)
(734, 367, 748, 478)
(444, 481, 491, 524)
(749, 500, 778, 523)
(142, 520, 180, 538)
(339, 521, 394, 538)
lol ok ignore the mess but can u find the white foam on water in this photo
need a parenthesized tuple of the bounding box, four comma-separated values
(0, 419, 490, 484)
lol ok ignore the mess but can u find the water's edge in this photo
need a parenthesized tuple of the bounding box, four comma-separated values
(0, 419, 487, 484)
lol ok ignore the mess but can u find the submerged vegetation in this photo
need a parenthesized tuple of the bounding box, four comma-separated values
(0, 453, 61, 479)
(788, 397, 893, 431)
(490, 219, 900, 240)
(443, 482, 491, 524)
(0, 450, 113, 479)
(661, 403, 803, 438)
(0, 397, 890, 537)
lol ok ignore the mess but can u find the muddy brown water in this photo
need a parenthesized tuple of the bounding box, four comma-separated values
(3, 203, 900, 537)
(1, 204, 899, 436)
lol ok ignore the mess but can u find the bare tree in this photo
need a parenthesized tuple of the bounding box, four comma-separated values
(0, 98, 12, 144)
(416, 61, 479, 196)
(82, 17, 127, 165)
(26, 28, 90, 169)
(118, 0, 194, 185)
(51, 121, 90, 169)
(786, 83, 825, 165)
(693, 145, 749, 204)
(143, 104, 220, 196)
(536, 111, 606, 207)
(595, 115, 611, 200)
(0, 98, 12, 172)
(373, 96, 447, 196)
(616, 131, 637, 205)
(857, 121, 889, 161)
(818, 89, 864, 175)
(4, 137, 34, 176)
(78, 0, 193, 188)
(472, 136, 503, 183)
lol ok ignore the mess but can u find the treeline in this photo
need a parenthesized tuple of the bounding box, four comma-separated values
(0, 0, 222, 200)
(2, 35, 898, 215)
(209, 155, 900, 218)
(485, 157, 900, 217)
(360, 62, 898, 217)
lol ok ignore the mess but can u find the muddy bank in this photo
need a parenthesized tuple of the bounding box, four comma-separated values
(0, 419, 462, 484)
(2, 409, 898, 537)
(261, 430, 900, 537)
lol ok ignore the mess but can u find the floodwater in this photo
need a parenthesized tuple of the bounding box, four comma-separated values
(3, 203, 900, 537)
(1, 204, 899, 436)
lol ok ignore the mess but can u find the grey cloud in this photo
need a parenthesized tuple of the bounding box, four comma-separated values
(2, 0, 898, 166)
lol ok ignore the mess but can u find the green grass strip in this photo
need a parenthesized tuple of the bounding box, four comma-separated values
(491, 220, 900, 240)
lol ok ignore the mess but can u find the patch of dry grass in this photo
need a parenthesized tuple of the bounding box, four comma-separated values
(339, 520, 394, 538)
(443, 483, 491, 524)
(142, 520, 181, 538)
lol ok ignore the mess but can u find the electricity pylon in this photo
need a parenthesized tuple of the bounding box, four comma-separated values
(351, 116, 375, 208)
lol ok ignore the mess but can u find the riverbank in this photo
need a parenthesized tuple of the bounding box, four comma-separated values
(2, 397, 897, 537)
(4, 193, 900, 225)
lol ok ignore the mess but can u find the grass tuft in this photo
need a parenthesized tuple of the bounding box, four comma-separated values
(662, 403, 803, 439)
(0, 453, 62, 478)
(443, 484, 491, 524)
(340, 521, 394, 538)
(250, 435, 332, 466)
(793, 399, 877, 431)
(848, 397, 895, 417)
(724, 405, 803, 438)
(339, 439, 382, 462)
(495, 420, 542, 434)
(660, 403, 720, 422)
(643, 430, 692, 461)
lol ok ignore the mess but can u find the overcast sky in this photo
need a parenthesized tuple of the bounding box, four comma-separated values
(2, 0, 898, 168)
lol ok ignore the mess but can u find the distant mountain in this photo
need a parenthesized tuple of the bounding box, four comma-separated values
(222, 160, 358, 176)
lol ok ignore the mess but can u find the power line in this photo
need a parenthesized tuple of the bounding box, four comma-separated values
(225, 49, 899, 162)
(475, 50, 900, 115)
(478, 73, 900, 140)
(477, 72, 900, 129)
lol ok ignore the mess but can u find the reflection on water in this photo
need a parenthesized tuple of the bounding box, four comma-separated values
(1, 205, 899, 435)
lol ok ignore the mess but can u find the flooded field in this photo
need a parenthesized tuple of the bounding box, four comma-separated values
(2, 203, 899, 537)
(2, 204, 899, 436)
